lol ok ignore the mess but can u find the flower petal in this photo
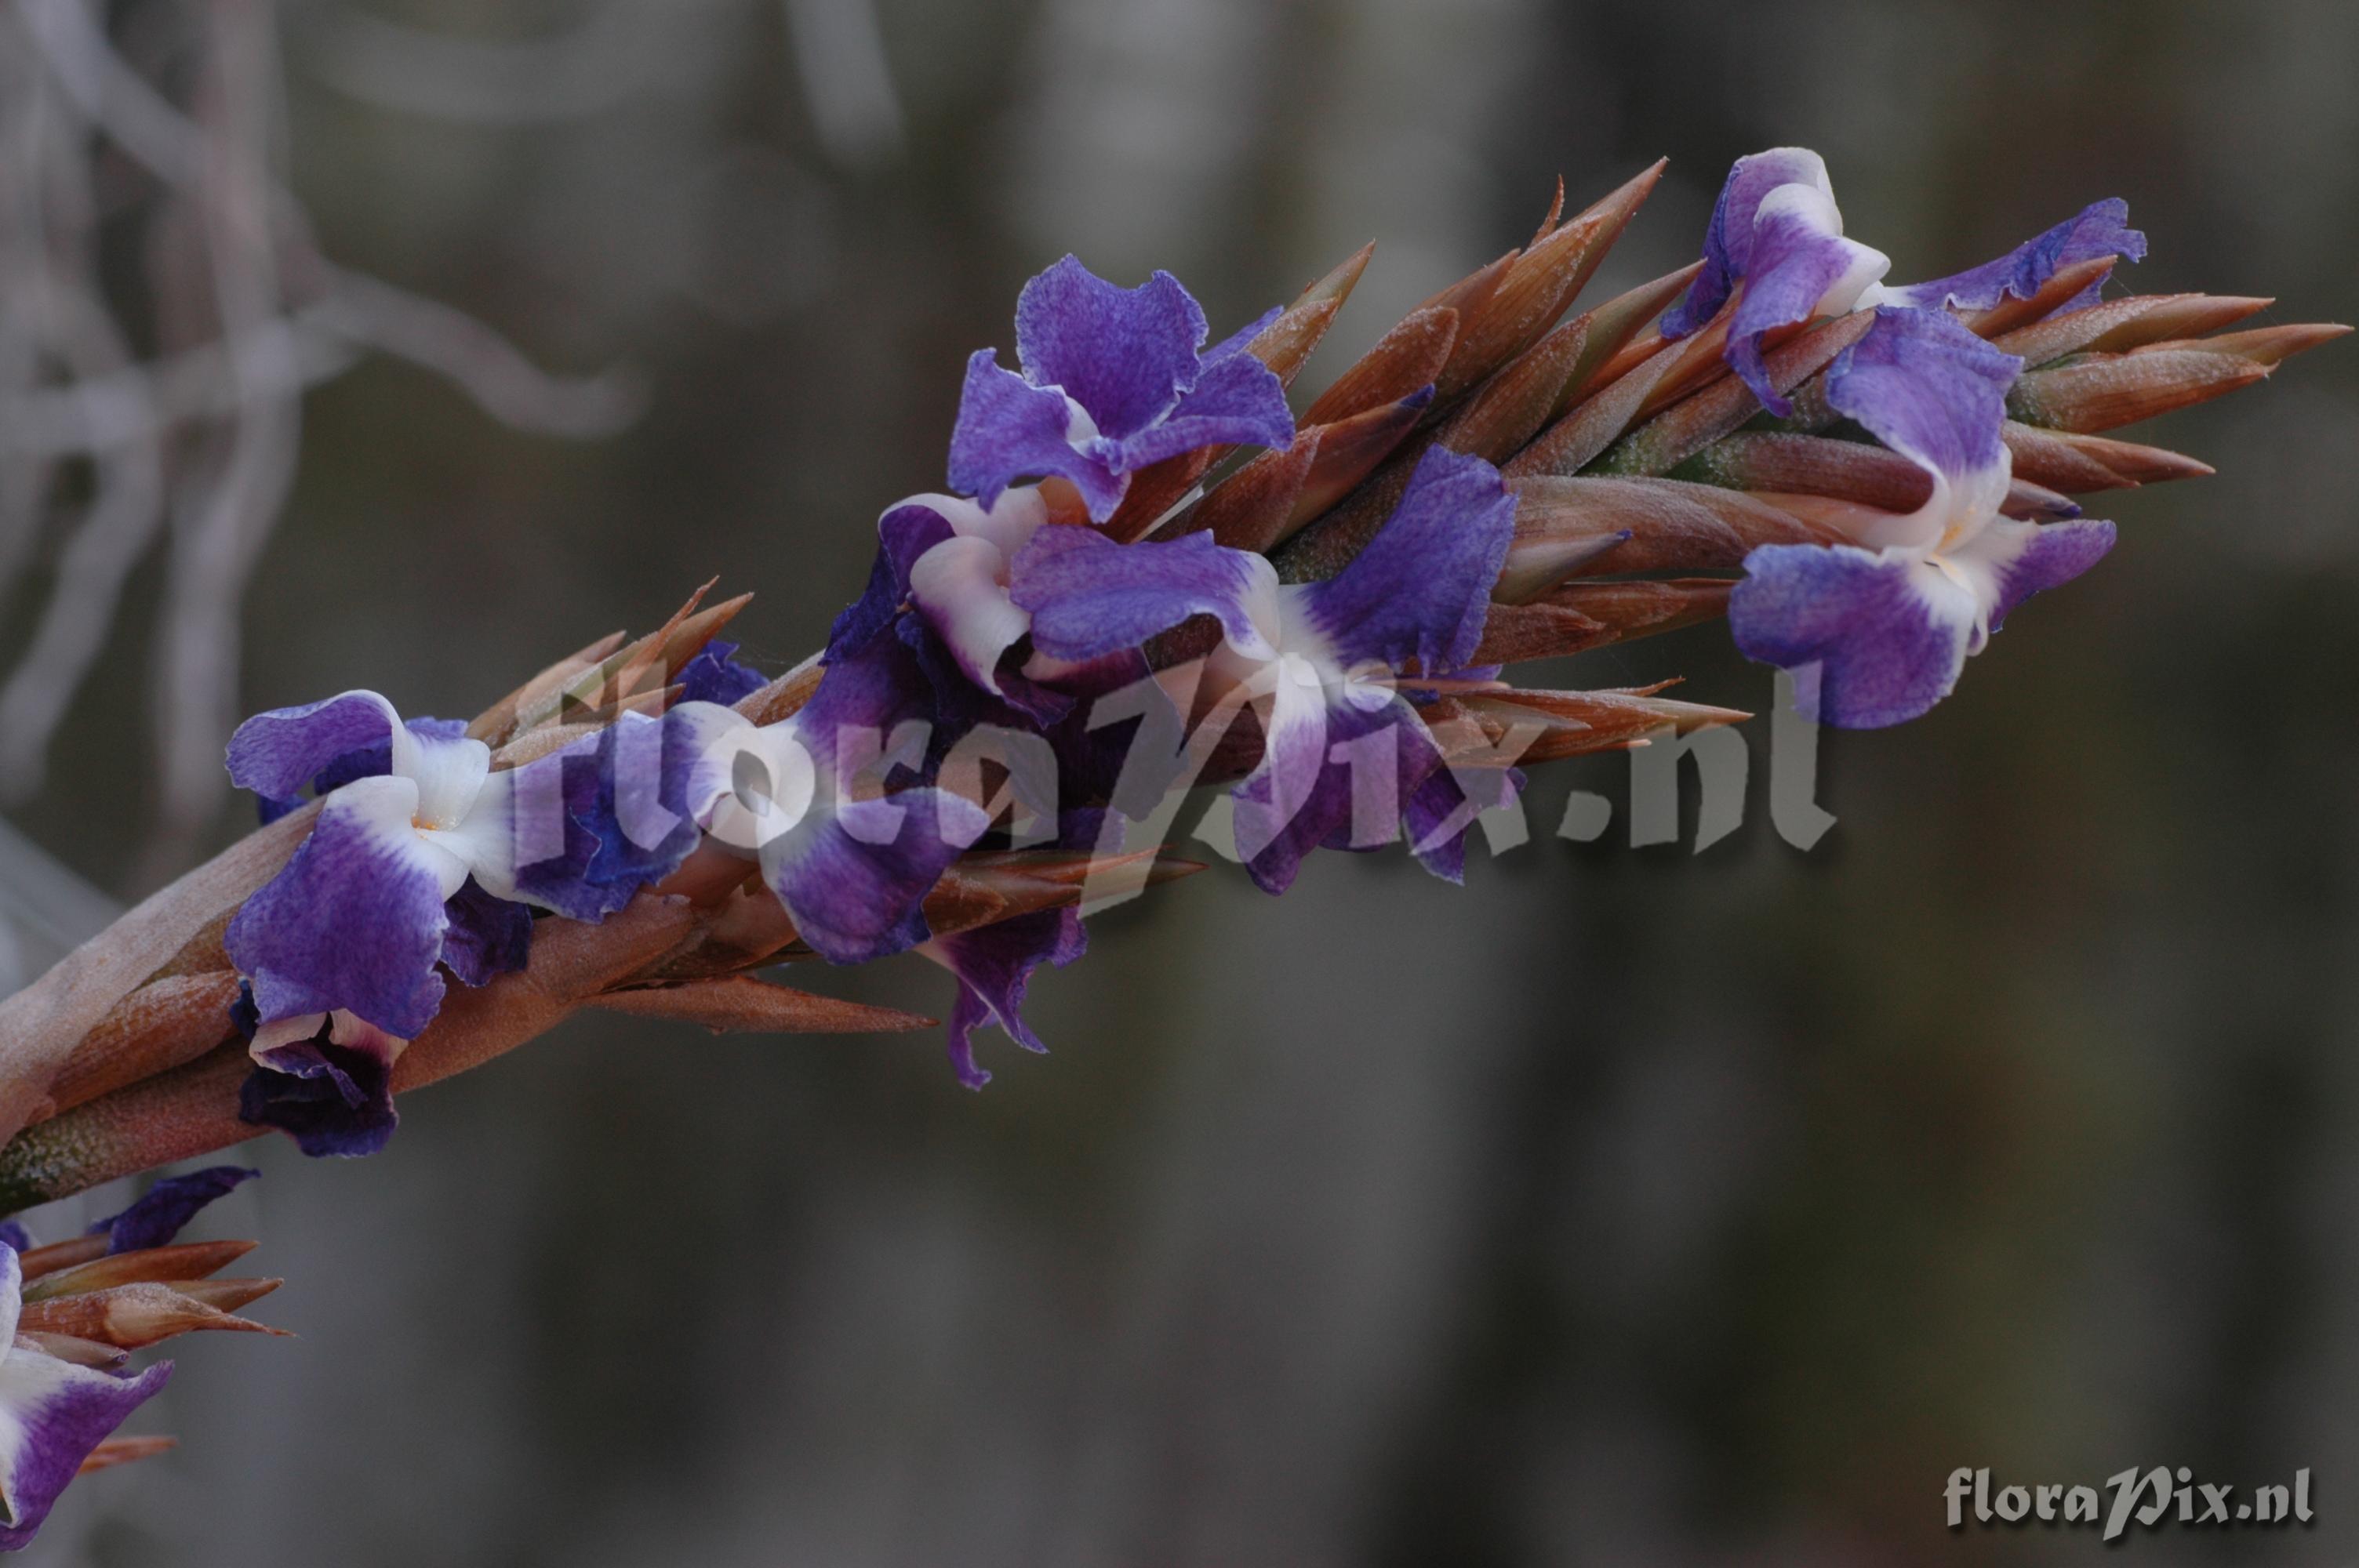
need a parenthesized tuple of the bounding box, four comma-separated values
(1823, 307, 2022, 552)
(226, 690, 401, 801)
(1202, 303, 1283, 365)
(1296, 447, 1518, 675)
(1011, 526, 1279, 664)
(907, 535, 1033, 695)
(1724, 180, 1891, 415)
(947, 350, 1125, 519)
(919, 907, 1087, 1089)
(1954, 516, 2117, 638)
(1230, 663, 1346, 895)
(828, 502, 958, 661)
(761, 788, 989, 964)
(226, 775, 458, 1038)
(85, 1167, 258, 1255)
(1012, 256, 1206, 438)
(1729, 542, 1978, 728)
(1870, 199, 2146, 314)
(675, 639, 765, 706)
(1101, 347, 1295, 471)
(438, 879, 534, 987)
(1664, 148, 1883, 338)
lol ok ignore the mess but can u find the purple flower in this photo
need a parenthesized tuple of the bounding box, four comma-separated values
(1011, 446, 1519, 893)
(225, 693, 726, 1094)
(1728, 308, 2116, 727)
(1660, 147, 1892, 416)
(947, 256, 1296, 522)
(681, 637, 990, 964)
(0, 1247, 173, 1552)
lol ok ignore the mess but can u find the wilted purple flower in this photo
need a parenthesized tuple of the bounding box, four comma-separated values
(1728, 308, 2116, 726)
(947, 256, 1296, 522)
(1012, 446, 1518, 892)
(0, 1246, 173, 1551)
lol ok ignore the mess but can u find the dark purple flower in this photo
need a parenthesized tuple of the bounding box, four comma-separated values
(237, 1007, 404, 1158)
(1729, 307, 2115, 727)
(947, 256, 1295, 522)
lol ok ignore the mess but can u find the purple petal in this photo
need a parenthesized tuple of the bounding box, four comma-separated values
(675, 640, 765, 707)
(445, 706, 734, 924)
(1011, 526, 1278, 664)
(0, 1224, 26, 1254)
(240, 1014, 400, 1158)
(762, 788, 988, 964)
(1012, 256, 1206, 439)
(827, 503, 958, 661)
(0, 1249, 173, 1550)
(1826, 307, 2022, 485)
(85, 1167, 258, 1254)
(1725, 184, 1890, 415)
(1405, 760, 1522, 884)
(1202, 303, 1281, 365)
(1232, 695, 1452, 895)
(1979, 517, 2117, 632)
(253, 714, 469, 826)
(226, 775, 453, 1039)
(1298, 446, 1518, 674)
(921, 907, 1087, 1089)
(438, 879, 533, 988)
(226, 690, 399, 800)
(947, 350, 1125, 520)
(1101, 347, 1295, 471)
(1877, 199, 2146, 314)
(1729, 543, 1978, 728)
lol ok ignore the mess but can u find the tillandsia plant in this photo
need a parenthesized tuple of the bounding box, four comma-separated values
(0, 146, 2341, 1544)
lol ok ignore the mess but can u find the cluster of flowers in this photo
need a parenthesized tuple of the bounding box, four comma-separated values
(0, 141, 2342, 1552)
(211, 148, 2186, 1153)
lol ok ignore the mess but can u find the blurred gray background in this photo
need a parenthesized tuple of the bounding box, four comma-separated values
(3, 0, 2356, 1563)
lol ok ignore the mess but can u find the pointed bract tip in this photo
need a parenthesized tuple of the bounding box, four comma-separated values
(78, 1436, 180, 1477)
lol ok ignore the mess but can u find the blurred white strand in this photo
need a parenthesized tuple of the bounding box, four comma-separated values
(782, 0, 905, 165)
(300, 1, 695, 126)
(0, 0, 645, 872)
